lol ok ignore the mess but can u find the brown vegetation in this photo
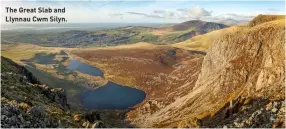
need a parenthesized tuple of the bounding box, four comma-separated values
(248, 15, 285, 27)
(133, 15, 285, 127)
(70, 43, 205, 126)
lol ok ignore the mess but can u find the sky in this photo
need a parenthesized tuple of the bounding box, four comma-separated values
(2, 0, 285, 23)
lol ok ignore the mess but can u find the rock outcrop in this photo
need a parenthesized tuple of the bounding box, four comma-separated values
(134, 15, 285, 128)
(0, 56, 112, 128)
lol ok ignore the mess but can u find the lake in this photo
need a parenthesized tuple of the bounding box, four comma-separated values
(67, 59, 104, 77)
(67, 59, 146, 109)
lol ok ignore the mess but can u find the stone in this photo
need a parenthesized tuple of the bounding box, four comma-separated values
(82, 121, 89, 127)
(270, 116, 275, 121)
(246, 119, 252, 125)
(18, 114, 24, 123)
(273, 102, 278, 107)
(1, 115, 6, 121)
(266, 102, 272, 111)
(25, 121, 31, 125)
(73, 114, 80, 121)
(27, 106, 46, 117)
(279, 106, 285, 113)
(271, 108, 278, 113)
(50, 88, 67, 107)
(257, 110, 262, 115)
(234, 121, 244, 128)
(11, 116, 17, 123)
(91, 123, 97, 128)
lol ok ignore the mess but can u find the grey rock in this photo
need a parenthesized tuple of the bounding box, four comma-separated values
(18, 114, 24, 123)
(50, 88, 67, 107)
(27, 106, 46, 117)
(270, 116, 275, 121)
(1, 115, 6, 121)
(257, 110, 262, 115)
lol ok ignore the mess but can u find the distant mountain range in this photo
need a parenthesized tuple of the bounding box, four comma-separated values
(166, 20, 228, 32)
(218, 18, 249, 26)
(2, 20, 228, 47)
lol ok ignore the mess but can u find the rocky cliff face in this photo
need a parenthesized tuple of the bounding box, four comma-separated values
(1, 56, 109, 128)
(135, 15, 285, 128)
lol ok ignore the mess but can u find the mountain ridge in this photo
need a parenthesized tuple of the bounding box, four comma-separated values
(2, 20, 228, 47)
(128, 15, 285, 128)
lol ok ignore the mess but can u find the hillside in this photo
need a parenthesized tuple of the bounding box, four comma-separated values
(2, 20, 228, 47)
(71, 43, 204, 102)
(172, 15, 285, 51)
(248, 15, 285, 27)
(171, 26, 240, 51)
(218, 18, 249, 26)
(128, 15, 285, 128)
(166, 20, 227, 32)
(0, 56, 131, 128)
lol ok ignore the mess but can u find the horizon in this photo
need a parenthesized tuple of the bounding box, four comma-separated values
(2, 1, 285, 24)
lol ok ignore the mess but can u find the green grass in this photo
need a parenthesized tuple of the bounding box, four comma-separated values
(2, 49, 38, 61)
(158, 28, 196, 43)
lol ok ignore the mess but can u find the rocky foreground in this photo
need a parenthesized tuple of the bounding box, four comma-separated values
(1, 56, 130, 128)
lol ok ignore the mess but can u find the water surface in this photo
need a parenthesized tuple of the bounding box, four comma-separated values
(67, 59, 104, 76)
(81, 82, 146, 109)
(66, 59, 146, 109)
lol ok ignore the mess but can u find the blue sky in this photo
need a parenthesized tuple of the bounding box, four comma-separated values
(2, 0, 285, 23)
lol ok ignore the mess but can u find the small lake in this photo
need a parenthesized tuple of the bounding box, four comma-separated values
(67, 60, 104, 77)
(67, 59, 146, 109)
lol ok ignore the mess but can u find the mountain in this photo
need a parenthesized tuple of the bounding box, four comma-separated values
(218, 18, 249, 26)
(166, 20, 228, 32)
(128, 15, 285, 128)
(248, 14, 285, 27)
(2, 20, 228, 47)
(171, 26, 238, 51)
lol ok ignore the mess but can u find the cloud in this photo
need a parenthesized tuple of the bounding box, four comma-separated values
(127, 6, 212, 20)
(108, 13, 124, 19)
(153, 9, 178, 19)
(127, 12, 163, 18)
(189, 6, 212, 17)
(268, 8, 280, 12)
(154, 9, 166, 14)
(177, 8, 188, 12)
(214, 13, 255, 21)
(177, 6, 212, 20)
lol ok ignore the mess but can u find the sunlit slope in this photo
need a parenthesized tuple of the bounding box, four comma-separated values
(171, 26, 240, 51)
(171, 15, 285, 52)
(133, 15, 285, 128)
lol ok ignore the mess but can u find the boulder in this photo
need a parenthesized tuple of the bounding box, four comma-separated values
(27, 106, 46, 118)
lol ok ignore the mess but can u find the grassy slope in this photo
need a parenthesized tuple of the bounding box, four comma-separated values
(171, 15, 285, 52)
(171, 26, 241, 51)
